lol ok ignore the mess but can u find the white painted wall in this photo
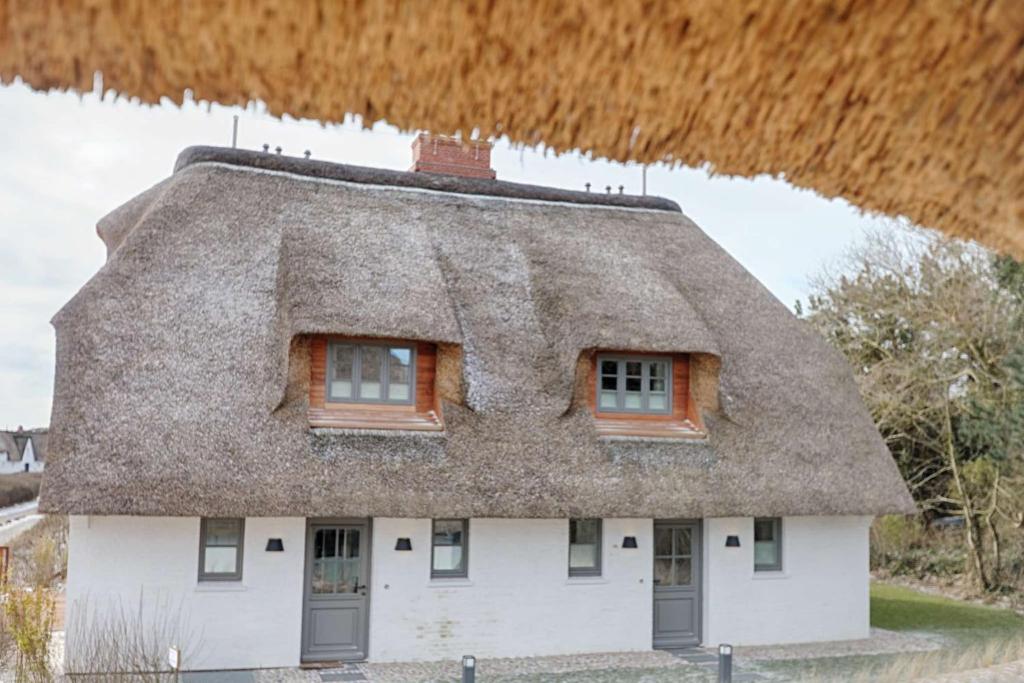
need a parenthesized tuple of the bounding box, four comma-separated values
(66, 514, 871, 671)
(368, 518, 653, 662)
(65, 516, 306, 671)
(702, 515, 871, 646)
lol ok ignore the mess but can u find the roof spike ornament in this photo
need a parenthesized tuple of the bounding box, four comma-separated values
(585, 182, 591, 192)
(262, 143, 269, 153)
(275, 146, 283, 155)
(304, 150, 311, 159)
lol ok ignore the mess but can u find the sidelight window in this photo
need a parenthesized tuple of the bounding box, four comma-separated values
(198, 518, 244, 582)
(754, 517, 782, 572)
(431, 519, 468, 578)
(568, 519, 602, 577)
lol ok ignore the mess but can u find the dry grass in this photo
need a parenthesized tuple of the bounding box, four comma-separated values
(66, 591, 205, 681)
(838, 637, 1024, 683)
(9, 515, 68, 588)
(0, 473, 41, 509)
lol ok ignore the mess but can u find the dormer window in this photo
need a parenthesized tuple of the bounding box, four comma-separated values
(588, 351, 704, 439)
(598, 355, 672, 413)
(327, 341, 415, 404)
(308, 336, 442, 431)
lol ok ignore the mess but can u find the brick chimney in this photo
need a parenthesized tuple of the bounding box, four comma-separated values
(410, 133, 496, 180)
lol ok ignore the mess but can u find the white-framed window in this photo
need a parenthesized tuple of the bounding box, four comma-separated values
(327, 341, 415, 404)
(199, 518, 244, 581)
(568, 519, 602, 577)
(431, 519, 468, 578)
(754, 517, 782, 572)
(597, 355, 672, 413)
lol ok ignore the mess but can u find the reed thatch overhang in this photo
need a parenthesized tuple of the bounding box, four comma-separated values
(39, 146, 914, 518)
(2, 1, 1022, 255)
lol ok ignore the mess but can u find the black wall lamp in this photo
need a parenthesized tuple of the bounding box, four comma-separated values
(395, 538, 413, 551)
(622, 536, 638, 549)
(266, 538, 284, 552)
(725, 535, 741, 548)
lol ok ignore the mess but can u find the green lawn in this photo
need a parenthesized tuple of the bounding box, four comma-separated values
(871, 582, 1024, 643)
(753, 582, 1024, 681)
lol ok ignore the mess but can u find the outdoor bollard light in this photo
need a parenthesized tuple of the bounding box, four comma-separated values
(461, 655, 476, 683)
(718, 644, 733, 683)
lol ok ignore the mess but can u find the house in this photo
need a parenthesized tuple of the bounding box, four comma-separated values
(0, 426, 46, 474)
(43, 136, 915, 672)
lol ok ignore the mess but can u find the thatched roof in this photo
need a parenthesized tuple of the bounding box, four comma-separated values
(2, 1, 1022, 255)
(0, 428, 47, 463)
(39, 146, 914, 517)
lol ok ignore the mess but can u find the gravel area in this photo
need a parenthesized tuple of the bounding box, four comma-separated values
(362, 651, 695, 683)
(735, 628, 943, 662)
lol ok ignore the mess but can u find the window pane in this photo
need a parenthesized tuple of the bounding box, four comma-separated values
(569, 519, 600, 571)
(674, 528, 692, 555)
(319, 529, 337, 558)
(755, 541, 778, 568)
(359, 346, 384, 399)
(203, 546, 237, 574)
(330, 344, 354, 399)
(339, 530, 360, 592)
(600, 375, 617, 391)
(625, 361, 642, 376)
(649, 393, 667, 410)
(600, 360, 618, 375)
(654, 558, 673, 586)
(205, 519, 240, 546)
(754, 519, 776, 542)
(388, 348, 412, 400)
(654, 528, 673, 556)
(649, 361, 667, 379)
(599, 391, 618, 409)
(674, 557, 692, 585)
(432, 520, 466, 574)
(624, 392, 642, 409)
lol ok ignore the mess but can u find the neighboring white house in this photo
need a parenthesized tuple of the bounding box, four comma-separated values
(0, 427, 46, 474)
(44, 138, 915, 672)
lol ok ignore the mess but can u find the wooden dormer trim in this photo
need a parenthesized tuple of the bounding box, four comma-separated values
(587, 351, 705, 439)
(309, 336, 443, 431)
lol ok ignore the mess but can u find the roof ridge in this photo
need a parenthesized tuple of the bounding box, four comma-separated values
(174, 146, 681, 213)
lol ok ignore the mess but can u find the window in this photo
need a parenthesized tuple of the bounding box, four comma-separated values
(568, 519, 602, 577)
(327, 341, 415, 404)
(431, 519, 468, 578)
(597, 355, 672, 413)
(754, 517, 782, 572)
(199, 518, 244, 581)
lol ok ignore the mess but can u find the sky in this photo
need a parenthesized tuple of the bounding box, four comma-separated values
(0, 81, 897, 430)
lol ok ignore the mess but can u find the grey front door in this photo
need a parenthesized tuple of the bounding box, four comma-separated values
(653, 520, 701, 649)
(302, 520, 370, 662)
